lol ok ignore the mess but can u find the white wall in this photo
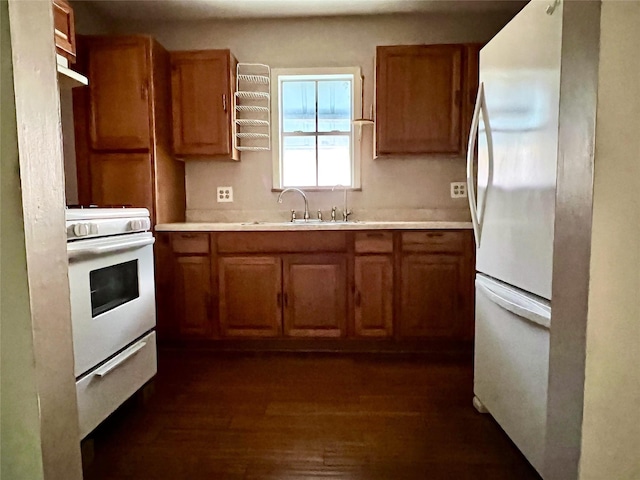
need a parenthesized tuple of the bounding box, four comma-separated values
(1, 1, 45, 477)
(117, 12, 514, 222)
(579, 2, 640, 479)
(72, 0, 113, 35)
(4, 0, 83, 478)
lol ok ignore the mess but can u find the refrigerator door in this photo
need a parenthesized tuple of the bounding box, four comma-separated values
(474, 0, 563, 300)
(474, 273, 551, 475)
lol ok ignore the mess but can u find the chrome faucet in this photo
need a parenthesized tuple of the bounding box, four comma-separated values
(277, 187, 310, 221)
(332, 184, 352, 222)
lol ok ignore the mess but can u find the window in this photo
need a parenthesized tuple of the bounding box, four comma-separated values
(272, 68, 362, 189)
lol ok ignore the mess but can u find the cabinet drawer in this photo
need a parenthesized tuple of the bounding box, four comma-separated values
(355, 232, 393, 253)
(217, 232, 347, 253)
(76, 332, 157, 439)
(171, 232, 210, 254)
(402, 231, 465, 253)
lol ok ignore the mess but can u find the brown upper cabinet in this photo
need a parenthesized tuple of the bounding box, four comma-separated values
(53, 0, 76, 63)
(375, 44, 480, 156)
(170, 50, 239, 160)
(87, 37, 153, 151)
(75, 35, 185, 225)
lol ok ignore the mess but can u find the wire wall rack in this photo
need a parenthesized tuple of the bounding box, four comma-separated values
(235, 63, 271, 151)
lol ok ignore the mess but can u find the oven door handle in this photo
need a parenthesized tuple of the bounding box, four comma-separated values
(93, 341, 147, 378)
(68, 236, 155, 261)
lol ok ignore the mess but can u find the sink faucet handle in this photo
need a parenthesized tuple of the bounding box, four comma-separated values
(290, 209, 296, 222)
(317, 210, 323, 221)
(343, 209, 352, 222)
(331, 206, 337, 222)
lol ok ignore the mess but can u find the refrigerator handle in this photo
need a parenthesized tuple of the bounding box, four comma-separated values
(476, 280, 551, 329)
(466, 83, 495, 249)
(467, 83, 484, 247)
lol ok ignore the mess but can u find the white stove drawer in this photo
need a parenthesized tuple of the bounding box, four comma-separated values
(76, 331, 157, 439)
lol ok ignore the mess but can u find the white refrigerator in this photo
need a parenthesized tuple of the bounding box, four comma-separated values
(467, 1, 562, 475)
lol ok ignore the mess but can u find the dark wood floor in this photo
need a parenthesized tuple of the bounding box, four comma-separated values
(83, 350, 541, 480)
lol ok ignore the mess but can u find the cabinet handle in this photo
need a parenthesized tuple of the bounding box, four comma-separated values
(355, 290, 361, 307)
(141, 83, 147, 100)
(426, 233, 444, 238)
(365, 233, 384, 238)
(283, 292, 289, 307)
(277, 293, 282, 307)
(222, 94, 227, 112)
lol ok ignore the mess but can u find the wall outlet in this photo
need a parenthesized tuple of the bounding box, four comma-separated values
(217, 186, 233, 202)
(450, 182, 467, 198)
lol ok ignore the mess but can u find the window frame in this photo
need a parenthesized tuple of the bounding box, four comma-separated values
(271, 67, 362, 190)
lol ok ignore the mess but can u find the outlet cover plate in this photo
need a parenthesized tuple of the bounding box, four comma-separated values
(450, 182, 467, 198)
(217, 186, 233, 202)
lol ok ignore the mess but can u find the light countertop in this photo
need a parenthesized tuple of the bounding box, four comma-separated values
(155, 221, 473, 232)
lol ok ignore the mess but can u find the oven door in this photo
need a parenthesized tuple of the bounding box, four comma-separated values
(67, 231, 156, 377)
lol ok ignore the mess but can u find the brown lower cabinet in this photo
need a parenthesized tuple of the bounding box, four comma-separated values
(155, 229, 474, 346)
(400, 254, 467, 338)
(218, 255, 347, 338)
(218, 257, 282, 337)
(283, 255, 347, 337)
(156, 232, 213, 339)
(354, 256, 394, 337)
(173, 255, 212, 337)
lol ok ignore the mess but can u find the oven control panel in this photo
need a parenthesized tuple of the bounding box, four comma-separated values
(66, 208, 151, 241)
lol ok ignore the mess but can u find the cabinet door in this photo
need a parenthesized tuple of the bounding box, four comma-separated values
(461, 44, 481, 154)
(88, 37, 151, 151)
(154, 233, 175, 341)
(400, 254, 466, 338)
(354, 256, 393, 337)
(173, 255, 212, 338)
(89, 152, 154, 216)
(283, 255, 347, 337)
(53, 0, 76, 62)
(376, 45, 463, 155)
(218, 257, 282, 337)
(171, 50, 233, 157)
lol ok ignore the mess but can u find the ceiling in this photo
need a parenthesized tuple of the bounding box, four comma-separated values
(86, 0, 528, 22)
